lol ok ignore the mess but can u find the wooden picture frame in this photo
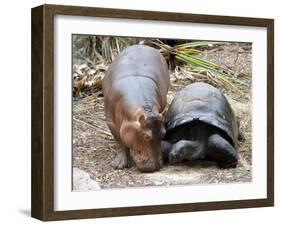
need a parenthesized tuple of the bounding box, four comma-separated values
(31, 4, 274, 221)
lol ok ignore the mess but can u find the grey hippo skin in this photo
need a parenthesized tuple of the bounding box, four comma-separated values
(161, 82, 243, 168)
(102, 45, 169, 172)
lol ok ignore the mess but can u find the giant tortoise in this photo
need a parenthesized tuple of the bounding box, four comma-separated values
(161, 82, 243, 168)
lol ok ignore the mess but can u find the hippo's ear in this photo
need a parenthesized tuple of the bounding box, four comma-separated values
(158, 108, 167, 121)
(138, 114, 146, 127)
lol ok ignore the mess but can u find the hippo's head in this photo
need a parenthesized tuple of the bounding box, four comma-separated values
(133, 112, 166, 172)
(121, 111, 166, 172)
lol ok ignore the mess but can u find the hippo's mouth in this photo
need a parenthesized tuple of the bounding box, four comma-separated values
(135, 157, 162, 173)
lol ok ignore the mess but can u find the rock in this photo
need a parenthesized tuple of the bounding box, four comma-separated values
(73, 168, 101, 191)
(154, 181, 164, 186)
(226, 96, 250, 118)
(144, 165, 203, 185)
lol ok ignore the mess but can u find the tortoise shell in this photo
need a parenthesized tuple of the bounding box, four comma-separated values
(165, 82, 238, 147)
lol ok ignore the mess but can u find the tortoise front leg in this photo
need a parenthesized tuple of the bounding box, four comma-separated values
(167, 140, 204, 164)
(161, 141, 173, 162)
(206, 134, 238, 168)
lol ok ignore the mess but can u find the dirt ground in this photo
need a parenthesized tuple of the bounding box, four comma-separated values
(72, 43, 252, 189)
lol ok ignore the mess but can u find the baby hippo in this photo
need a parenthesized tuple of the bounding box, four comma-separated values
(102, 45, 170, 172)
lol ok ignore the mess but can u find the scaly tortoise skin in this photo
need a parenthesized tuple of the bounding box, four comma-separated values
(162, 82, 242, 168)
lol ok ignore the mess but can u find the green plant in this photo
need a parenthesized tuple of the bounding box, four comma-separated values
(145, 39, 246, 93)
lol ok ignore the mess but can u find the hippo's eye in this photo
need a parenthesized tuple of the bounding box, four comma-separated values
(143, 133, 152, 141)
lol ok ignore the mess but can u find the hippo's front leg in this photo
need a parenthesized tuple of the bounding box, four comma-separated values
(111, 143, 130, 169)
(106, 120, 130, 169)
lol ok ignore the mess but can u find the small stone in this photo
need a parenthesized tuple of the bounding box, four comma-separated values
(73, 168, 100, 191)
(154, 181, 163, 186)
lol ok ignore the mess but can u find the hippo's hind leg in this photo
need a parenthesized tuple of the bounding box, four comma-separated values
(206, 134, 238, 168)
(168, 140, 203, 164)
(111, 143, 130, 169)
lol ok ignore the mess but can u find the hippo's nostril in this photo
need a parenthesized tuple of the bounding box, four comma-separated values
(139, 166, 158, 173)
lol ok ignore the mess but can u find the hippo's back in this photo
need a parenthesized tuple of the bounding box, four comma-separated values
(103, 45, 170, 111)
(103, 45, 169, 96)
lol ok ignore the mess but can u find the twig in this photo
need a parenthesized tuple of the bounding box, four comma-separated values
(75, 52, 97, 67)
(73, 117, 112, 137)
(238, 154, 251, 171)
(234, 44, 241, 65)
